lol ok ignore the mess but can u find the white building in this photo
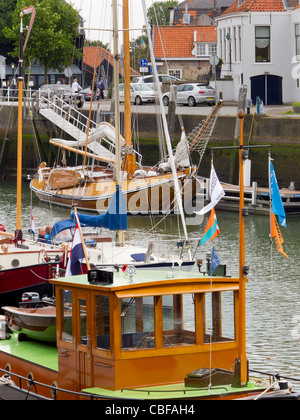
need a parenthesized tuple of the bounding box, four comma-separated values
(216, 0, 300, 104)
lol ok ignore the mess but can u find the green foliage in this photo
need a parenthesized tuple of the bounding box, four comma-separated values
(4, 0, 81, 81)
(147, 1, 178, 26)
(130, 33, 148, 71)
(84, 39, 110, 51)
(0, 0, 17, 44)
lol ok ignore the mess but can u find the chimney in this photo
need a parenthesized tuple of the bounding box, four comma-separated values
(169, 7, 174, 25)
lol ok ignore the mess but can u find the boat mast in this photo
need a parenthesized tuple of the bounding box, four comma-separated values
(123, 0, 136, 177)
(112, 0, 124, 246)
(238, 110, 247, 386)
(16, 11, 24, 241)
(141, 0, 190, 246)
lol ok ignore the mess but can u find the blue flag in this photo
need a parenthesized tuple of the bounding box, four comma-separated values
(210, 247, 221, 276)
(270, 162, 287, 228)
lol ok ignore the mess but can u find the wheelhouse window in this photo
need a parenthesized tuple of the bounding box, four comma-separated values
(120, 290, 235, 352)
(121, 297, 155, 350)
(205, 291, 235, 342)
(61, 290, 73, 343)
(162, 294, 196, 347)
(95, 295, 110, 350)
(255, 26, 270, 62)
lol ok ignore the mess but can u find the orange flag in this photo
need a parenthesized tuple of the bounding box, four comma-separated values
(271, 212, 288, 258)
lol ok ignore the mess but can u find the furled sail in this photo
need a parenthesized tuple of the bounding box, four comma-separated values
(72, 185, 127, 231)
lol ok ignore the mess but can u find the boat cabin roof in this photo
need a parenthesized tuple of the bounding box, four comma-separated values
(50, 269, 239, 296)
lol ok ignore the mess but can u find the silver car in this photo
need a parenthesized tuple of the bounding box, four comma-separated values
(119, 83, 157, 105)
(163, 84, 216, 107)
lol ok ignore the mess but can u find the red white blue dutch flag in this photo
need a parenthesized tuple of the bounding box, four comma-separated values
(65, 223, 85, 277)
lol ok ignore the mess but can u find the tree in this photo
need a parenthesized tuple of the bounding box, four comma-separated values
(130, 33, 148, 72)
(4, 0, 82, 82)
(84, 39, 110, 51)
(147, 1, 178, 26)
(0, 0, 17, 44)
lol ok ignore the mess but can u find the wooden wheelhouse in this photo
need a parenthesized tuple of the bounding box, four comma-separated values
(52, 270, 244, 394)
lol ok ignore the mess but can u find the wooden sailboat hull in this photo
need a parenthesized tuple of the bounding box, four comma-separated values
(30, 170, 196, 214)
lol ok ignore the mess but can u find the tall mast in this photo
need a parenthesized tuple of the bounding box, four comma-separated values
(141, 0, 190, 246)
(112, 0, 124, 246)
(238, 109, 247, 386)
(112, 0, 121, 187)
(16, 11, 24, 239)
(123, 0, 131, 146)
(123, 0, 136, 177)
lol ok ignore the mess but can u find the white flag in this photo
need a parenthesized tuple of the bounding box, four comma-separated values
(196, 164, 225, 215)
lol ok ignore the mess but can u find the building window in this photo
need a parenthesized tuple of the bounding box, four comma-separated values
(295, 24, 300, 59)
(223, 30, 227, 62)
(168, 69, 182, 79)
(233, 27, 237, 62)
(208, 43, 217, 55)
(196, 43, 206, 56)
(255, 26, 270, 62)
(238, 26, 242, 61)
(196, 43, 217, 57)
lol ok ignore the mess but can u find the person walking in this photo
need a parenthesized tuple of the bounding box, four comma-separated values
(98, 77, 105, 100)
(72, 78, 82, 93)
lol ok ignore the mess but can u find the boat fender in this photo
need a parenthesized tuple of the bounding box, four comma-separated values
(0, 224, 6, 232)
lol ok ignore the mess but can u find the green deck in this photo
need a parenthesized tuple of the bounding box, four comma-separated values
(0, 334, 58, 372)
(82, 381, 268, 400)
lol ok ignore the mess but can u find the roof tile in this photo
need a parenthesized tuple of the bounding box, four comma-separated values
(154, 26, 217, 58)
(222, 0, 286, 15)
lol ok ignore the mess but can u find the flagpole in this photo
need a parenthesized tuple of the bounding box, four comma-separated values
(268, 150, 272, 247)
(238, 109, 247, 386)
(73, 207, 91, 271)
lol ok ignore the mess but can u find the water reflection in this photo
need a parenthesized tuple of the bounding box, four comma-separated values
(1, 181, 300, 386)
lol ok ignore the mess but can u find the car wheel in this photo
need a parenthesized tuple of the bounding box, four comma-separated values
(188, 96, 196, 107)
(135, 96, 143, 106)
(163, 96, 169, 106)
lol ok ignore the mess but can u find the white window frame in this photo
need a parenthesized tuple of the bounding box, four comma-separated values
(168, 69, 182, 79)
(195, 42, 217, 57)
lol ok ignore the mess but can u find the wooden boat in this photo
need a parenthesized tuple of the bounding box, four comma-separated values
(0, 264, 298, 399)
(0, 11, 299, 398)
(216, 181, 300, 215)
(2, 306, 58, 343)
(29, 0, 220, 216)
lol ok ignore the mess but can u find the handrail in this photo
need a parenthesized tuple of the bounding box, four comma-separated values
(39, 95, 117, 153)
(0, 368, 118, 400)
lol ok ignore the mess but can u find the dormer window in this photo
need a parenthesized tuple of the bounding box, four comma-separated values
(238, 0, 245, 6)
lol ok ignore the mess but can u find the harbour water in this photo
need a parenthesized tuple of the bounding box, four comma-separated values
(1, 180, 300, 387)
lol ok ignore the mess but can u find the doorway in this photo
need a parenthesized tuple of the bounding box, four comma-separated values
(250, 74, 282, 105)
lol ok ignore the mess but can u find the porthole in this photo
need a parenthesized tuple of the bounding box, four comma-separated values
(5, 363, 11, 374)
(51, 381, 58, 399)
(27, 372, 34, 388)
(11, 259, 20, 268)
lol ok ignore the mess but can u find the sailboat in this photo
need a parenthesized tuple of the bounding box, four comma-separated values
(0, 8, 67, 308)
(28, 0, 218, 216)
(28, 0, 203, 270)
(1, 86, 298, 400)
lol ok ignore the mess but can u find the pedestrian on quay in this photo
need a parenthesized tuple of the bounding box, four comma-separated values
(98, 77, 105, 100)
(72, 78, 82, 93)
